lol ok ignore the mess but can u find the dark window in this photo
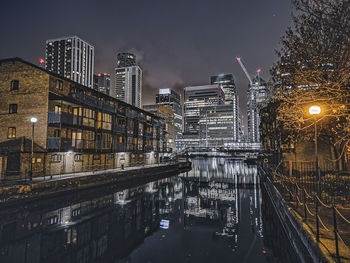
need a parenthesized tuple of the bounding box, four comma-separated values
(132, 75, 136, 105)
(7, 127, 16, 139)
(56, 80, 63, 90)
(9, 104, 17, 114)
(10, 80, 19, 91)
(54, 130, 61, 137)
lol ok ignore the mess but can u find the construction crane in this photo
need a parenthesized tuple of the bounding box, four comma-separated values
(236, 57, 252, 85)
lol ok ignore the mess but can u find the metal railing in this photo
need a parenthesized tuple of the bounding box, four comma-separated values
(261, 164, 350, 262)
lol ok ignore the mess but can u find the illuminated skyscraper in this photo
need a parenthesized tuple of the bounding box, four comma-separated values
(115, 53, 142, 107)
(211, 73, 241, 142)
(184, 85, 224, 135)
(247, 76, 268, 143)
(210, 74, 235, 103)
(45, 36, 94, 88)
(156, 89, 183, 150)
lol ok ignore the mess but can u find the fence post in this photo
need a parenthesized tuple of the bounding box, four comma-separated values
(315, 195, 319, 242)
(332, 206, 340, 262)
(303, 189, 307, 221)
(295, 185, 298, 209)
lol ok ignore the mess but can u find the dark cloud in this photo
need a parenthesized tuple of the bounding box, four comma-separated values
(0, 0, 292, 115)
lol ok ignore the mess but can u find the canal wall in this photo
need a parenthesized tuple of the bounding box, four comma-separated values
(260, 167, 328, 263)
(0, 161, 191, 205)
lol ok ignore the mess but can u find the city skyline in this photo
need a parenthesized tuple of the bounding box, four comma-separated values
(0, 1, 348, 262)
(0, 0, 292, 108)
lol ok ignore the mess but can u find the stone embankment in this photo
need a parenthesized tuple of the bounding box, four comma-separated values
(0, 161, 191, 204)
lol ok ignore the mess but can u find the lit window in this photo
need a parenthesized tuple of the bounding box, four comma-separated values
(51, 154, 62, 162)
(7, 127, 16, 139)
(54, 105, 61, 113)
(56, 80, 63, 90)
(74, 154, 83, 161)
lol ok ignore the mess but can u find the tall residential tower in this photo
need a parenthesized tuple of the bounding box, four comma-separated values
(45, 36, 94, 88)
(115, 53, 142, 108)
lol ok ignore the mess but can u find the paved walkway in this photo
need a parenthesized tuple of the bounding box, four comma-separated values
(1, 162, 179, 187)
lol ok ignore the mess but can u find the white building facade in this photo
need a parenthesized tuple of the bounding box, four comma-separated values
(115, 53, 142, 108)
(46, 36, 94, 88)
(115, 66, 142, 108)
(247, 76, 268, 143)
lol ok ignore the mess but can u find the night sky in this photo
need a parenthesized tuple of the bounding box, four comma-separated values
(0, 0, 292, 111)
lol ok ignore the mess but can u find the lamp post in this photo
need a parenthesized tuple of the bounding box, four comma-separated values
(309, 106, 321, 191)
(30, 117, 37, 181)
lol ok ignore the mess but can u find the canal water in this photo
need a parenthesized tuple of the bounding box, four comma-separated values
(0, 158, 299, 263)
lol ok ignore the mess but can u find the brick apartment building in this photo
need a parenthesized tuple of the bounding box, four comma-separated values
(0, 58, 167, 179)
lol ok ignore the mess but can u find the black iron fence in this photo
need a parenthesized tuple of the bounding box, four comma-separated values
(261, 163, 350, 262)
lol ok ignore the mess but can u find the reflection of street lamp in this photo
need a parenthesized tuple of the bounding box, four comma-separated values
(309, 106, 321, 188)
(30, 117, 38, 181)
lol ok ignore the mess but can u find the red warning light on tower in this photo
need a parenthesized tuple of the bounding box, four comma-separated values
(257, 68, 261, 73)
(39, 58, 45, 64)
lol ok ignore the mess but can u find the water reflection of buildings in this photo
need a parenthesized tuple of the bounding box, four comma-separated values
(180, 158, 262, 250)
(0, 177, 181, 263)
(0, 158, 271, 263)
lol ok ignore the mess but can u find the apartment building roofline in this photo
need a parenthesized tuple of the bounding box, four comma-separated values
(45, 35, 94, 47)
(0, 57, 154, 118)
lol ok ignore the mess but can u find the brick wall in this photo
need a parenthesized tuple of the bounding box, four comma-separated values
(0, 60, 49, 149)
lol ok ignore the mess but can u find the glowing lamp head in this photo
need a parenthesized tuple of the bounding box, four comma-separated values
(309, 105, 321, 115)
(30, 117, 38, 123)
(39, 58, 45, 64)
(236, 57, 241, 61)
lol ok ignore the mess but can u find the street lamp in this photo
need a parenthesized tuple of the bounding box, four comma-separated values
(30, 117, 37, 181)
(309, 105, 321, 190)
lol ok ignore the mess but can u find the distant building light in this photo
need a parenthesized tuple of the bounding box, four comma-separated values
(159, 88, 171, 95)
(160, 219, 170, 229)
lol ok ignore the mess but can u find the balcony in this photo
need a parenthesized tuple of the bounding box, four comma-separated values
(72, 139, 83, 149)
(96, 141, 112, 150)
(145, 145, 153, 152)
(117, 108, 126, 116)
(100, 101, 116, 113)
(115, 143, 125, 152)
(72, 116, 83, 126)
(47, 137, 74, 151)
(114, 125, 126, 134)
(126, 110, 137, 119)
(48, 112, 73, 126)
(138, 114, 146, 122)
(71, 93, 116, 114)
(153, 119, 160, 126)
